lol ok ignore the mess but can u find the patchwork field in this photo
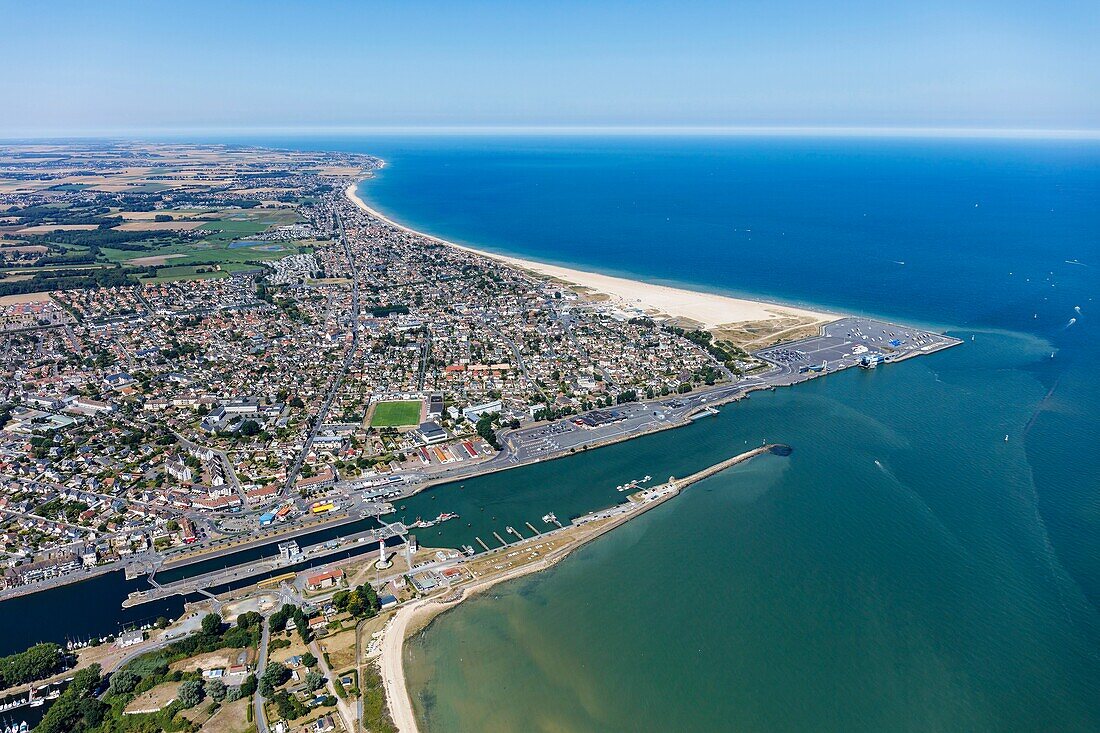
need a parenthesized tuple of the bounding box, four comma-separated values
(0, 142, 367, 293)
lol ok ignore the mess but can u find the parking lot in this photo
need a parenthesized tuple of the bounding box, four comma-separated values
(755, 316, 958, 377)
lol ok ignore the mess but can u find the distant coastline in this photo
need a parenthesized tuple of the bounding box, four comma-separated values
(345, 177, 839, 333)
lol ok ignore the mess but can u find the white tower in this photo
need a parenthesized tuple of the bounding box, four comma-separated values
(374, 537, 392, 570)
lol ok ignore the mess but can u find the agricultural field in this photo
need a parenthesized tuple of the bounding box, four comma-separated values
(0, 143, 353, 293)
(137, 262, 265, 282)
(369, 400, 422, 427)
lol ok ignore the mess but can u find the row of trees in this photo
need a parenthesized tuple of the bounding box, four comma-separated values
(37, 612, 265, 733)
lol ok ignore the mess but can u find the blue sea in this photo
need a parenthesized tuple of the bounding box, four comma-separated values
(132, 134, 1100, 728)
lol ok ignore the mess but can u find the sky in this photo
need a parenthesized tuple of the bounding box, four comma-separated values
(3, 0, 1099, 135)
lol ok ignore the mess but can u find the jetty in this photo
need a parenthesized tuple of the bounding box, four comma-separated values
(459, 444, 787, 563)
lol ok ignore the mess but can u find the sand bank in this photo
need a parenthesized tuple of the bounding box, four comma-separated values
(379, 546, 581, 733)
(345, 181, 837, 332)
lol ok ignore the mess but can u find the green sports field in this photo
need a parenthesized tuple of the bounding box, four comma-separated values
(370, 400, 422, 427)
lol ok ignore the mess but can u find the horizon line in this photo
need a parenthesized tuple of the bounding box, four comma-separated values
(3, 124, 1100, 141)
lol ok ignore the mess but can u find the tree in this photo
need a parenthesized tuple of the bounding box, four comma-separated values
(344, 590, 367, 617)
(475, 412, 500, 449)
(178, 679, 204, 708)
(240, 419, 261, 437)
(34, 665, 105, 733)
(236, 611, 262, 630)
(0, 642, 65, 688)
(305, 670, 325, 692)
(259, 662, 289, 697)
(272, 690, 309, 720)
(239, 674, 257, 696)
(201, 612, 223, 636)
(154, 616, 170, 630)
(301, 652, 317, 668)
(107, 668, 140, 696)
(204, 678, 227, 702)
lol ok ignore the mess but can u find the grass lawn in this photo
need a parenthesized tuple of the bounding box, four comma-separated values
(123, 681, 181, 714)
(196, 209, 302, 243)
(201, 698, 253, 733)
(138, 261, 261, 282)
(318, 628, 357, 671)
(370, 401, 422, 427)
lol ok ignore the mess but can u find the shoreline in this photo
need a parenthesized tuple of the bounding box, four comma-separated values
(345, 179, 839, 332)
(379, 445, 780, 733)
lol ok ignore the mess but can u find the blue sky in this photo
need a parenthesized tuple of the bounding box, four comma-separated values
(4, 0, 1099, 134)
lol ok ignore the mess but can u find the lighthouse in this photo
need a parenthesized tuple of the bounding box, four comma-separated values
(374, 537, 392, 570)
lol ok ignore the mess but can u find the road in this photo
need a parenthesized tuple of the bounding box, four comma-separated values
(253, 616, 271, 733)
(310, 637, 358, 733)
(284, 207, 360, 495)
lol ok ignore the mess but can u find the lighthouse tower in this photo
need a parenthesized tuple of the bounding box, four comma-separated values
(374, 537, 392, 570)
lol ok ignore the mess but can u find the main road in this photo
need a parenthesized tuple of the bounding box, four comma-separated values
(284, 206, 361, 495)
(253, 616, 271, 733)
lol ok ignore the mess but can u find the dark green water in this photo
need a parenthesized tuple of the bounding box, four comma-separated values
(404, 331, 1100, 731)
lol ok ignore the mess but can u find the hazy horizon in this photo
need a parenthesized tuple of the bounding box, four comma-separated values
(4, 0, 1099, 135)
(4, 125, 1100, 142)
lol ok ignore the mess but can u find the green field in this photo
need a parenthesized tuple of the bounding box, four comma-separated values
(138, 262, 262, 282)
(8, 204, 316, 287)
(196, 208, 302, 243)
(370, 400, 422, 427)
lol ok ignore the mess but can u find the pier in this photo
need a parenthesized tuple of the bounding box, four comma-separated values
(455, 445, 787, 566)
(669, 443, 782, 490)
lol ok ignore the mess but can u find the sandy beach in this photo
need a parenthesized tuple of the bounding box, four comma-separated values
(345, 181, 837, 333)
(379, 541, 591, 733)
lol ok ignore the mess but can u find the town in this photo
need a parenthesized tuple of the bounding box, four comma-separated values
(0, 143, 959, 599)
